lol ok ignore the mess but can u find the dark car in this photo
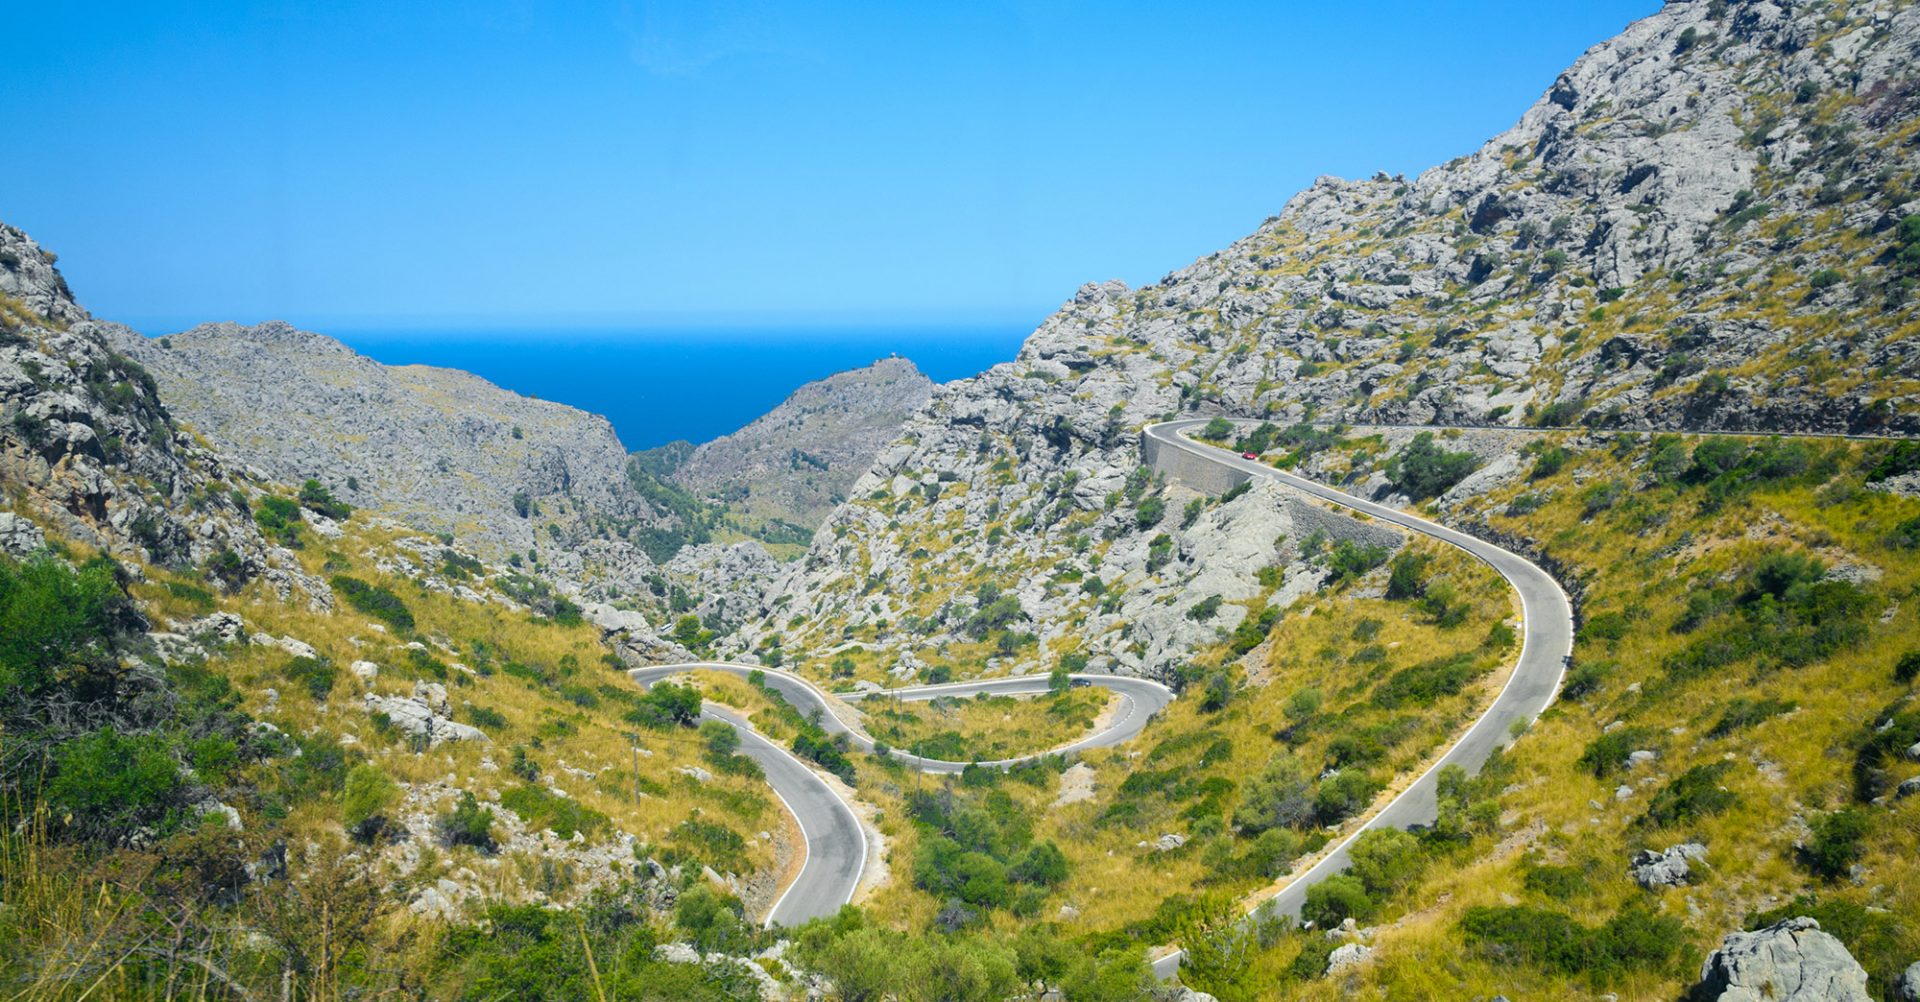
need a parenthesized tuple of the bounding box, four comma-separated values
(1069, 678, 1093, 688)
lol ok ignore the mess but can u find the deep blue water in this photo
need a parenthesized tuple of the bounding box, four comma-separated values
(317, 325, 1031, 450)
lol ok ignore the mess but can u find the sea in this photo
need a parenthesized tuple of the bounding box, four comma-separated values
(309, 324, 1033, 450)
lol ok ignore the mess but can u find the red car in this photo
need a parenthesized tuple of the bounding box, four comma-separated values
(1241, 452, 1258, 460)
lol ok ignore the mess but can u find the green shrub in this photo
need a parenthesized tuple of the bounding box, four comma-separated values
(1801, 807, 1870, 880)
(1523, 864, 1592, 900)
(0, 554, 127, 696)
(625, 682, 701, 729)
(1384, 551, 1429, 599)
(280, 655, 339, 701)
(1302, 874, 1372, 928)
(1579, 727, 1652, 778)
(500, 784, 608, 839)
(1895, 650, 1920, 684)
(1640, 762, 1737, 827)
(438, 791, 497, 851)
(297, 479, 352, 520)
(1201, 417, 1234, 441)
(1187, 594, 1224, 621)
(1708, 696, 1796, 737)
(1313, 769, 1381, 825)
(1386, 433, 1479, 499)
(466, 704, 508, 730)
(1460, 904, 1682, 984)
(1346, 828, 1424, 897)
(1326, 540, 1390, 584)
(1135, 495, 1166, 529)
(341, 763, 398, 826)
(1373, 653, 1480, 709)
(48, 729, 183, 839)
(330, 575, 414, 632)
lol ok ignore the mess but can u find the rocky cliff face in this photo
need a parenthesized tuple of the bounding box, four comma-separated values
(730, 0, 1920, 677)
(108, 322, 676, 588)
(0, 225, 322, 601)
(668, 358, 934, 529)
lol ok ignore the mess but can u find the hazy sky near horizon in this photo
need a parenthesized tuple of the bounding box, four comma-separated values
(4, 1, 1654, 333)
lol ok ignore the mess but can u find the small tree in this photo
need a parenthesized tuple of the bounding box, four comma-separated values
(437, 791, 496, 851)
(1201, 416, 1235, 441)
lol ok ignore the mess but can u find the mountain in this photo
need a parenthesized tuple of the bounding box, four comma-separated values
(108, 322, 692, 591)
(1, 224, 322, 600)
(739, 0, 1920, 679)
(667, 358, 935, 529)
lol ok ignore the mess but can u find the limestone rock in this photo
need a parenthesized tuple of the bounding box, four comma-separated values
(1326, 943, 1373, 975)
(1690, 917, 1871, 1002)
(1631, 842, 1707, 889)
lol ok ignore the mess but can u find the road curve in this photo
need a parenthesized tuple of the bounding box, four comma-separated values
(628, 663, 1175, 926)
(1142, 419, 1576, 980)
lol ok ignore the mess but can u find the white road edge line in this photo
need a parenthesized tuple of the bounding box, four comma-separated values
(1145, 420, 1575, 974)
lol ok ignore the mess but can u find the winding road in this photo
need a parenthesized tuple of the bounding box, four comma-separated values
(1140, 419, 1575, 979)
(629, 419, 1574, 976)
(628, 663, 1173, 926)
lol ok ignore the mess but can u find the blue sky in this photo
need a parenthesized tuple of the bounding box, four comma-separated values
(3, 1, 1655, 334)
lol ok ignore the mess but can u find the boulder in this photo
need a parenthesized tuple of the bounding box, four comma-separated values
(1630, 842, 1707, 889)
(1689, 917, 1870, 1002)
(1326, 942, 1373, 975)
(1894, 961, 1920, 1002)
(0, 512, 47, 558)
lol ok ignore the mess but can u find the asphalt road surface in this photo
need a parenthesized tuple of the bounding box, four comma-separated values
(1140, 418, 1575, 979)
(628, 663, 1174, 926)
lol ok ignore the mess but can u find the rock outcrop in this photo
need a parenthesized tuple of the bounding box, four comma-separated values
(106, 320, 676, 589)
(1631, 841, 1708, 889)
(0, 224, 324, 602)
(1689, 917, 1872, 1002)
(668, 358, 935, 528)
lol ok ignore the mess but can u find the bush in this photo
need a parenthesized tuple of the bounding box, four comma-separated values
(438, 791, 497, 851)
(1801, 807, 1870, 880)
(1386, 433, 1479, 499)
(330, 575, 414, 632)
(627, 682, 701, 729)
(674, 884, 751, 954)
(47, 729, 183, 839)
(1523, 864, 1592, 900)
(1579, 726, 1652, 778)
(1640, 762, 1737, 827)
(1346, 828, 1424, 897)
(1186, 594, 1224, 621)
(1384, 551, 1429, 599)
(1201, 417, 1234, 441)
(0, 554, 127, 696)
(1708, 696, 1796, 737)
(281, 655, 339, 701)
(341, 763, 398, 827)
(1808, 268, 1844, 290)
(1135, 495, 1166, 529)
(1234, 755, 1315, 833)
(1326, 539, 1390, 584)
(1314, 769, 1381, 825)
(1302, 875, 1372, 928)
(1373, 653, 1480, 709)
(500, 783, 608, 839)
(1460, 904, 1682, 983)
(1895, 650, 1920, 684)
(297, 478, 352, 520)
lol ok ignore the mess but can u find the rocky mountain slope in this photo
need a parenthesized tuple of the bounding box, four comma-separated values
(666, 357, 934, 529)
(736, 0, 1920, 680)
(108, 322, 685, 589)
(1, 224, 321, 601)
